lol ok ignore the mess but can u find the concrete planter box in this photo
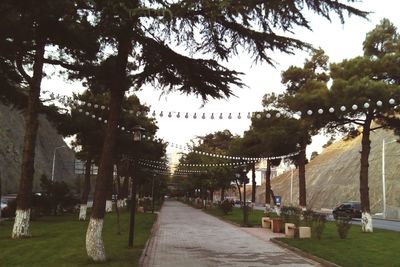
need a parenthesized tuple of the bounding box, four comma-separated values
(285, 223, 296, 238)
(299, 226, 311, 238)
(261, 217, 271, 228)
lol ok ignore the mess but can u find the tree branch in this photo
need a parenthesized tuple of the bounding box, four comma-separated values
(42, 58, 96, 74)
(15, 54, 32, 86)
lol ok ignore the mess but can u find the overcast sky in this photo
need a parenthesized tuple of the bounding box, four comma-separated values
(43, 0, 400, 158)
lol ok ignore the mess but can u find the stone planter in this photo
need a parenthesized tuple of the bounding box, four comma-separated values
(299, 226, 311, 238)
(261, 217, 271, 228)
(285, 223, 296, 238)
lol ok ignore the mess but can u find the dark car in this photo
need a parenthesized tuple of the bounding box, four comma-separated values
(333, 202, 362, 219)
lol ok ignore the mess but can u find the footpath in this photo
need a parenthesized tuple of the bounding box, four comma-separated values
(142, 200, 320, 267)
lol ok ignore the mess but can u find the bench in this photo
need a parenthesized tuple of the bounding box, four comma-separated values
(261, 217, 272, 228)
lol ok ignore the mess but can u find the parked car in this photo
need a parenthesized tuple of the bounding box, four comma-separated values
(1, 199, 7, 211)
(333, 201, 362, 219)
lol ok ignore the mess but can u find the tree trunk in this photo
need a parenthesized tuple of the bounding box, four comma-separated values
(0, 171, 2, 221)
(12, 38, 45, 239)
(121, 176, 129, 207)
(86, 27, 132, 261)
(251, 163, 256, 203)
(235, 180, 242, 204)
(360, 117, 373, 232)
(113, 179, 121, 235)
(128, 176, 137, 247)
(79, 156, 92, 221)
(220, 187, 225, 202)
(210, 189, 214, 203)
(298, 139, 307, 209)
(265, 160, 272, 210)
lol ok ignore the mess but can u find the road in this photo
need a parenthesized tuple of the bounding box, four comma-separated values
(253, 205, 400, 232)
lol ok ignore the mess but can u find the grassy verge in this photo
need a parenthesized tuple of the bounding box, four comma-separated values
(204, 206, 264, 227)
(278, 222, 400, 267)
(0, 210, 157, 267)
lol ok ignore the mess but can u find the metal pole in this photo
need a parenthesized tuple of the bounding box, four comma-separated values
(382, 139, 386, 219)
(290, 168, 294, 205)
(128, 175, 137, 248)
(51, 145, 66, 181)
(51, 150, 56, 181)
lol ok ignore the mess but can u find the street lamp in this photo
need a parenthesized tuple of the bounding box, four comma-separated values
(382, 139, 397, 219)
(51, 145, 67, 181)
(128, 125, 145, 248)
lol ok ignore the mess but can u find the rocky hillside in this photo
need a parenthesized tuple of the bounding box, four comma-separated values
(256, 127, 400, 219)
(0, 103, 76, 194)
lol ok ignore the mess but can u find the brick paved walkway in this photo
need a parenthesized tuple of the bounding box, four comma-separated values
(144, 200, 318, 267)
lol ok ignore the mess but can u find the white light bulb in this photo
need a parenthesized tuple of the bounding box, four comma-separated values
(276, 113, 281, 118)
(377, 100, 383, 107)
(256, 114, 261, 119)
(307, 110, 313, 115)
(352, 104, 358, 110)
(266, 113, 271, 118)
(364, 103, 370, 109)
(318, 109, 323, 114)
(389, 98, 395, 105)
(329, 107, 334, 113)
(340, 106, 346, 112)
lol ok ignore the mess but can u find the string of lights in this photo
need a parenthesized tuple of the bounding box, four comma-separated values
(42, 91, 399, 121)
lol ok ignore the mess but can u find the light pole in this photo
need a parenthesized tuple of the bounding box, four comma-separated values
(382, 139, 397, 219)
(128, 125, 145, 248)
(290, 168, 294, 205)
(51, 145, 67, 181)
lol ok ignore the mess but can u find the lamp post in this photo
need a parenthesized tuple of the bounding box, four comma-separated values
(128, 125, 145, 248)
(51, 145, 67, 181)
(382, 139, 397, 219)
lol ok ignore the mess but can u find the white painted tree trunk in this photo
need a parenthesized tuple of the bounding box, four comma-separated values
(116, 200, 122, 208)
(361, 212, 373, 232)
(79, 204, 87, 221)
(12, 209, 31, 238)
(86, 218, 106, 262)
(105, 200, 113, 212)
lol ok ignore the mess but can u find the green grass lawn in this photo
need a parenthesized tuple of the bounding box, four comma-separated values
(204, 206, 264, 227)
(279, 222, 400, 267)
(0, 210, 157, 267)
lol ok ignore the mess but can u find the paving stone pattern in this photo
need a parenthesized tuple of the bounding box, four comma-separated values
(146, 201, 318, 267)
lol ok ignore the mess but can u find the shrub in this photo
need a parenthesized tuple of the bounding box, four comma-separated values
(280, 206, 301, 226)
(312, 213, 327, 240)
(302, 209, 315, 227)
(219, 199, 233, 214)
(335, 216, 352, 239)
(37, 175, 79, 216)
